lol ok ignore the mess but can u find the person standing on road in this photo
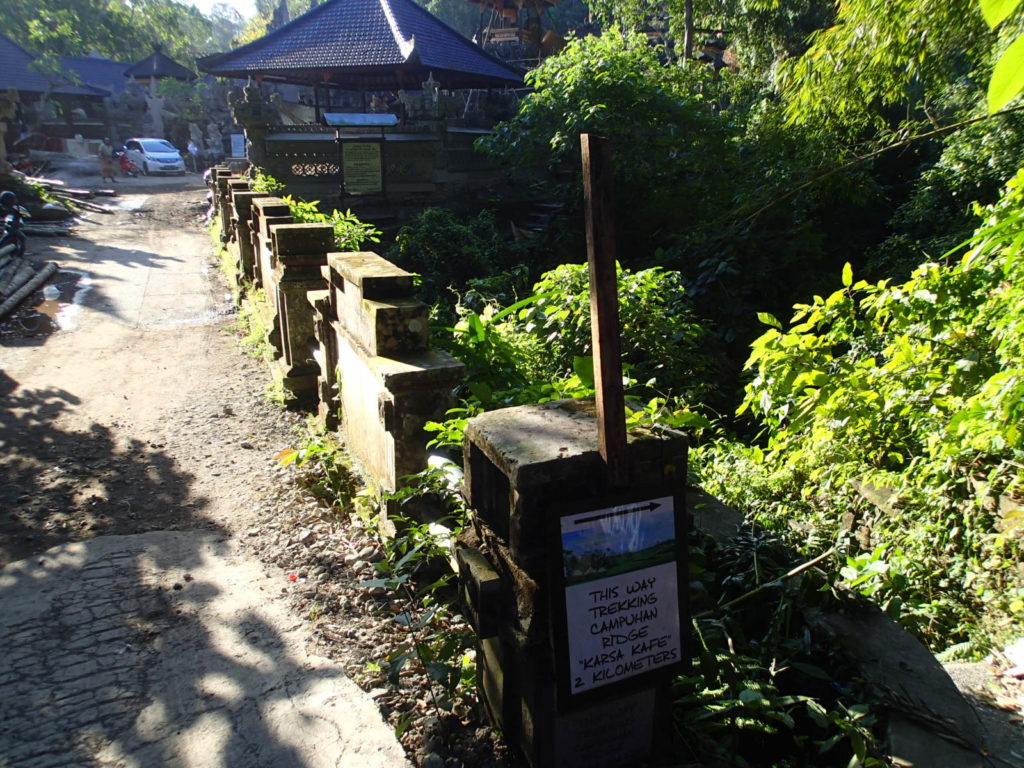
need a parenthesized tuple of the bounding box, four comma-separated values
(98, 138, 117, 183)
(187, 140, 199, 173)
(0, 190, 28, 258)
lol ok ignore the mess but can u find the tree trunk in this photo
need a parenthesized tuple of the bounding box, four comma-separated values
(683, 0, 694, 61)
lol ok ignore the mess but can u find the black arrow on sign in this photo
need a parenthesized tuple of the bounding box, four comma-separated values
(574, 501, 663, 526)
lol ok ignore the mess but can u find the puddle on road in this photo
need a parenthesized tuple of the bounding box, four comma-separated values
(0, 269, 92, 340)
(113, 195, 150, 211)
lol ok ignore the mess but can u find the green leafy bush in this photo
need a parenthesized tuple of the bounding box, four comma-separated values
(282, 196, 381, 252)
(425, 262, 715, 449)
(386, 208, 526, 305)
(698, 170, 1024, 651)
(508, 263, 714, 404)
(250, 167, 285, 193)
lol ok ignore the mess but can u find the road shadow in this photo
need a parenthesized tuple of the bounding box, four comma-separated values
(0, 370, 218, 565)
(0, 530, 397, 767)
(0, 367, 396, 766)
(26, 232, 189, 273)
(1, 221, 215, 346)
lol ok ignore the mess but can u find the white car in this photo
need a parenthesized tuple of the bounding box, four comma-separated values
(123, 138, 186, 175)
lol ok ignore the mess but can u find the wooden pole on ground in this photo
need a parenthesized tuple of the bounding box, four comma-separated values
(581, 133, 629, 489)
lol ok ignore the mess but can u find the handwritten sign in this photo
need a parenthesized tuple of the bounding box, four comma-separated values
(559, 496, 682, 695)
(343, 141, 382, 194)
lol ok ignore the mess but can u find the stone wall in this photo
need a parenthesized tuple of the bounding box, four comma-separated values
(210, 168, 464, 493)
(235, 123, 520, 228)
(316, 251, 463, 491)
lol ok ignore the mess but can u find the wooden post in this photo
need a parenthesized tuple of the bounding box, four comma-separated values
(581, 133, 629, 489)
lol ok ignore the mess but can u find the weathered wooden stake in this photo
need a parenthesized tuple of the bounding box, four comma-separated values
(581, 133, 629, 489)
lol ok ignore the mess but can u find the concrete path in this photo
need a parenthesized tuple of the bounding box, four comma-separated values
(66, 193, 219, 331)
(0, 533, 408, 768)
(0, 182, 409, 768)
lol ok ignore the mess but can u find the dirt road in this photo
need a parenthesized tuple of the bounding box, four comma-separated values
(0, 175, 409, 767)
(0, 175, 279, 562)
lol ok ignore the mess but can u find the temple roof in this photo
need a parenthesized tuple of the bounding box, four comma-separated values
(61, 55, 132, 95)
(198, 0, 523, 90)
(124, 50, 196, 81)
(0, 34, 109, 96)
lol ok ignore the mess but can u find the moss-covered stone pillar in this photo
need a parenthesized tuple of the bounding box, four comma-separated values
(321, 251, 464, 492)
(268, 222, 335, 402)
(227, 188, 269, 285)
(249, 196, 291, 293)
(460, 400, 688, 768)
(214, 170, 242, 242)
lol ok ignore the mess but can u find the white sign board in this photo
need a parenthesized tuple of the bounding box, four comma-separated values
(560, 496, 681, 694)
(230, 133, 246, 158)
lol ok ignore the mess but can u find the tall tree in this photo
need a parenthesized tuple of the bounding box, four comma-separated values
(0, 0, 221, 63)
(583, 0, 833, 66)
(777, 0, 997, 136)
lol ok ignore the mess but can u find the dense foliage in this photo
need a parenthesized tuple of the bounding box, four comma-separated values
(466, 0, 1024, 657)
(386, 208, 528, 306)
(699, 173, 1024, 650)
(476, 33, 745, 264)
(778, 0, 995, 136)
(421, 261, 713, 451)
(0, 0, 245, 66)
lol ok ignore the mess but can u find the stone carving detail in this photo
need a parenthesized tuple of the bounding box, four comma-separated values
(290, 162, 340, 177)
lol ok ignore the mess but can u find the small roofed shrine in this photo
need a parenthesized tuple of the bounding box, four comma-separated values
(198, 0, 526, 217)
(124, 50, 197, 86)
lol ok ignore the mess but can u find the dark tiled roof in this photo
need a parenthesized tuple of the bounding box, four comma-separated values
(198, 0, 523, 90)
(61, 55, 132, 95)
(125, 51, 196, 81)
(0, 33, 108, 96)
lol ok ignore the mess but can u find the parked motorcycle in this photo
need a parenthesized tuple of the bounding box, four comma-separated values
(8, 154, 33, 175)
(0, 190, 30, 258)
(116, 149, 139, 177)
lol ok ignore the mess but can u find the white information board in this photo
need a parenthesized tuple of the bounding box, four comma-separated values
(230, 133, 246, 158)
(559, 496, 682, 694)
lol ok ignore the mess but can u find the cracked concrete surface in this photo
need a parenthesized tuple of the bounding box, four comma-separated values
(0, 532, 409, 768)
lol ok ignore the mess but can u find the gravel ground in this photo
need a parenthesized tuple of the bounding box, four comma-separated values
(239, 475, 522, 768)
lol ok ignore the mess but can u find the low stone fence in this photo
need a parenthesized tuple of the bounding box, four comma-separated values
(210, 167, 464, 492)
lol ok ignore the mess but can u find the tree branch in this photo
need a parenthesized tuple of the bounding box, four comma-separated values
(737, 105, 1024, 228)
(693, 546, 837, 620)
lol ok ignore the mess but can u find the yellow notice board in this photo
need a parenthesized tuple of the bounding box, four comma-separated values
(343, 142, 382, 194)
